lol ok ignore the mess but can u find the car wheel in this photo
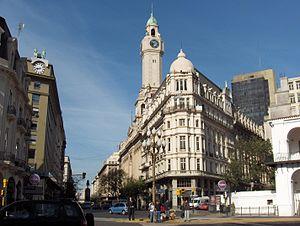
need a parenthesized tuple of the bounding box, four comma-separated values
(109, 210, 112, 214)
(121, 210, 125, 215)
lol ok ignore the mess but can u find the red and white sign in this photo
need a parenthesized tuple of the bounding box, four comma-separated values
(29, 173, 40, 186)
(218, 180, 227, 191)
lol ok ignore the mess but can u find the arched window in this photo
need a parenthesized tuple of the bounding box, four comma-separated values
(141, 104, 145, 115)
(287, 127, 300, 157)
(151, 29, 155, 36)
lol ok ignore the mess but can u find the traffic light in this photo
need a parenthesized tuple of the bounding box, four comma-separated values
(3, 179, 7, 188)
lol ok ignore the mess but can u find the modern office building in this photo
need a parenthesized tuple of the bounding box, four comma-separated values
(114, 13, 266, 209)
(287, 76, 300, 115)
(0, 17, 31, 206)
(23, 50, 66, 199)
(232, 69, 276, 125)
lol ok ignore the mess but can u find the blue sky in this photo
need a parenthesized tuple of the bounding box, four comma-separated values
(1, 0, 300, 184)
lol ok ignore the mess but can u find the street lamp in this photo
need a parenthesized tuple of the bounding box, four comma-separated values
(142, 128, 166, 205)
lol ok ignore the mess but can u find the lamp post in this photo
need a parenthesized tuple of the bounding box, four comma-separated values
(142, 128, 166, 205)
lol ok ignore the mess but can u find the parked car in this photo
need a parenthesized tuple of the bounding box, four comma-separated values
(108, 202, 128, 215)
(196, 202, 209, 210)
(0, 199, 94, 226)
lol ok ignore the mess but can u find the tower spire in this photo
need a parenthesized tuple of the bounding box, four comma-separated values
(151, 2, 154, 16)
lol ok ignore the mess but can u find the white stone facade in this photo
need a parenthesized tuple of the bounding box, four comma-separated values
(116, 14, 264, 209)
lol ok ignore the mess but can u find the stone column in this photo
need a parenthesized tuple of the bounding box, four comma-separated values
(172, 179, 178, 209)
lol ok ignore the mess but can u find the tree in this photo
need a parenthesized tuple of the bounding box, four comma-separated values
(224, 136, 275, 191)
(120, 178, 147, 199)
(98, 169, 125, 198)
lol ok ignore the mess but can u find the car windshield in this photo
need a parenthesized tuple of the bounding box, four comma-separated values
(64, 204, 80, 217)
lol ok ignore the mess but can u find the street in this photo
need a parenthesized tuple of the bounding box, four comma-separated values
(90, 210, 300, 226)
(94, 220, 300, 226)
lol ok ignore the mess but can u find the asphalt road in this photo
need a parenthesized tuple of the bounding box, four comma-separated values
(95, 220, 300, 226)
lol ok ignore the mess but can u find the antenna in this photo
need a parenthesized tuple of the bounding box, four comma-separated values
(180, 40, 183, 50)
(17, 22, 25, 38)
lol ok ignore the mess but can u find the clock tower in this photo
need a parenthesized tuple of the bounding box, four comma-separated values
(140, 12, 164, 89)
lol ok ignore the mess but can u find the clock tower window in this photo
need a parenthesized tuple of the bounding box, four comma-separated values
(151, 29, 155, 36)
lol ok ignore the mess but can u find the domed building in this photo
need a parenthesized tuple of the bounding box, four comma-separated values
(105, 13, 265, 209)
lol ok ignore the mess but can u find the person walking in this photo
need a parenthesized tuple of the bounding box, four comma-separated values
(183, 200, 190, 222)
(149, 202, 155, 223)
(155, 201, 161, 223)
(127, 197, 135, 221)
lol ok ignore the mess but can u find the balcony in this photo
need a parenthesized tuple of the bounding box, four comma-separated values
(17, 118, 27, 133)
(7, 105, 17, 120)
(274, 152, 300, 162)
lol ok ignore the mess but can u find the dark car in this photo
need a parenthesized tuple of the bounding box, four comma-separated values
(0, 199, 94, 226)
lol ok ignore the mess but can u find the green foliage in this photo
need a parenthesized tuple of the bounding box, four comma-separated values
(224, 136, 275, 191)
(120, 178, 147, 199)
(98, 169, 125, 197)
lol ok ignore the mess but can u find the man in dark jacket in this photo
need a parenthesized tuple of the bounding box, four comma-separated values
(127, 197, 135, 221)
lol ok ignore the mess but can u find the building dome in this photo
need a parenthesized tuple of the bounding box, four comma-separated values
(146, 13, 158, 26)
(169, 49, 194, 74)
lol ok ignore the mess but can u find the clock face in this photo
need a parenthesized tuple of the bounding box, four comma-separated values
(150, 39, 159, 48)
(33, 62, 45, 74)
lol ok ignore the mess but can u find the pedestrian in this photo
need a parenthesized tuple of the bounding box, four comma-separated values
(149, 202, 155, 223)
(183, 200, 190, 222)
(155, 201, 162, 223)
(127, 197, 135, 221)
(165, 200, 170, 220)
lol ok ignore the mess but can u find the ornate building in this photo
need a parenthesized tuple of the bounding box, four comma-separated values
(23, 50, 66, 200)
(117, 13, 264, 208)
(0, 17, 31, 206)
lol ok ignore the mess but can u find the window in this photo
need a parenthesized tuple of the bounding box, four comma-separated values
(186, 98, 190, 107)
(31, 123, 37, 131)
(151, 29, 155, 36)
(167, 121, 170, 128)
(176, 80, 179, 91)
(32, 94, 40, 104)
(201, 121, 205, 129)
(202, 138, 205, 152)
(297, 93, 300, 103)
(196, 120, 199, 127)
(34, 203, 60, 218)
(64, 204, 80, 217)
(177, 178, 191, 187)
(30, 135, 37, 144)
(180, 158, 186, 170)
(33, 107, 39, 117)
(179, 98, 185, 109)
(28, 149, 35, 159)
(168, 138, 171, 151)
(34, 81, 41, 89)
(180, 80, 184, 90)
(297, 81, 300, 90)
(289, 82, 294, 90)
(290, 94, 296, 104)
(184, 80, 187, 90)
(4, 128, 8, 150)
(196, 137, 200, 151)
(168, 159, 171, 171)
(196, 158, 200, 171)
(179, 136, 186, 150)
(179, 119, 185, 126)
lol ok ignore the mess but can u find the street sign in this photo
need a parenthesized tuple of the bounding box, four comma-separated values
(217, 180, 227, 191)
(29, 173, 40, 186)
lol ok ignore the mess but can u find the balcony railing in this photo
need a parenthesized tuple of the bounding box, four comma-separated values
(274, 152, 300, 162)
(17, 118, 27, 133)
(7, 105, 17, 120)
